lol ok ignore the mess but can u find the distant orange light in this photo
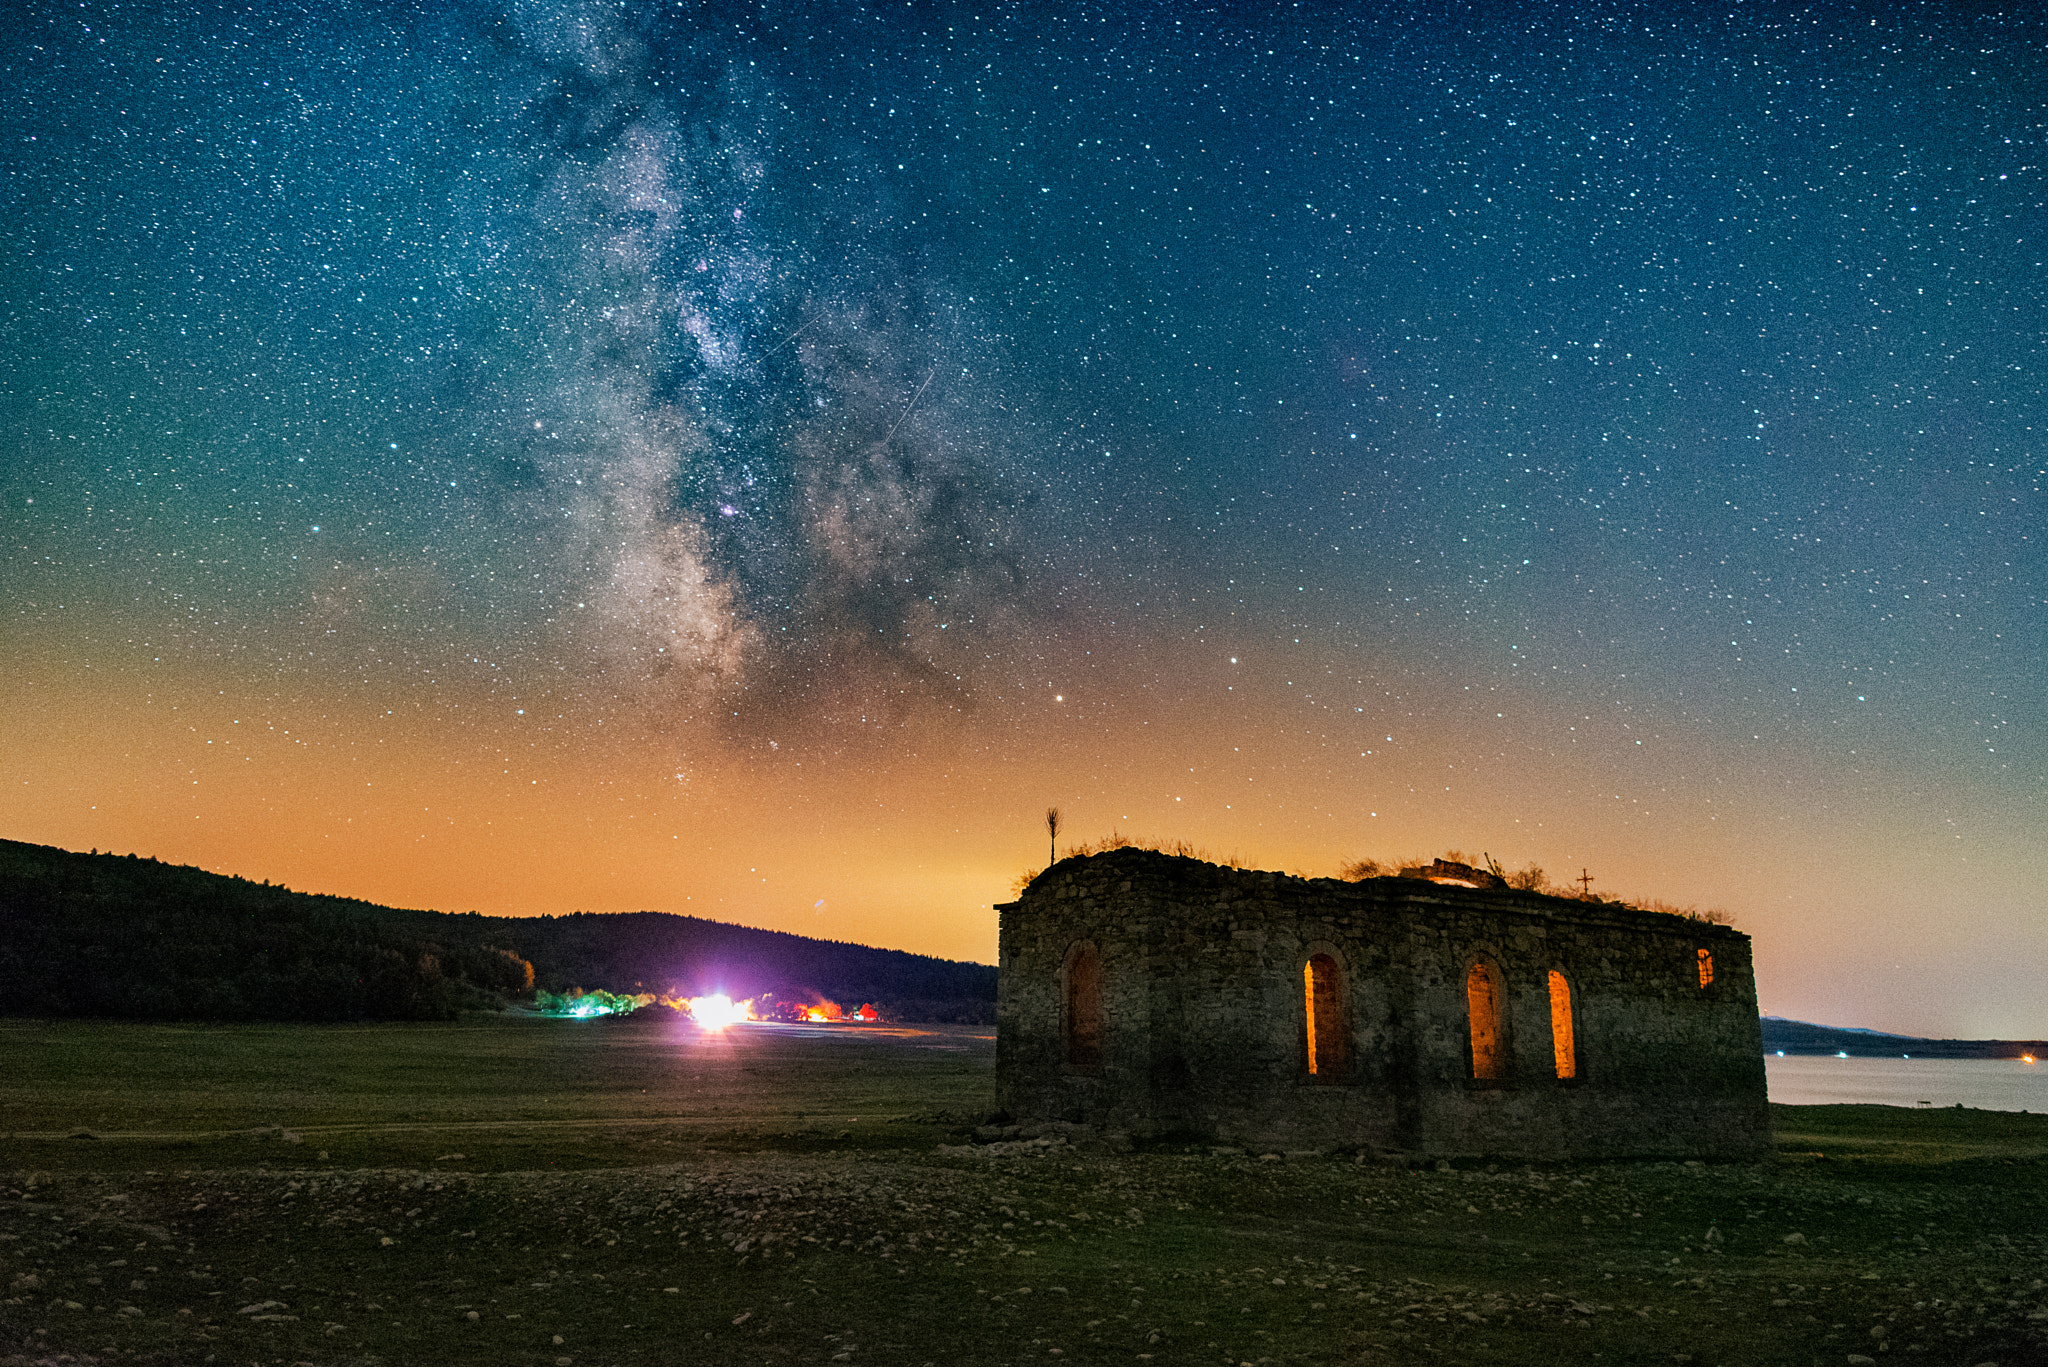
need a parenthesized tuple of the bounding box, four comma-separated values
(2024, 1054, 2038, 1065)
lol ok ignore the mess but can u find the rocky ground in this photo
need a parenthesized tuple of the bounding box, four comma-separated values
(4, 1134, 2045, 1366)
(1, 1020, 2044, 1366)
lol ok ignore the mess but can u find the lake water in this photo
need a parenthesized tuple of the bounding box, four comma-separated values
(1764, 1054, 2047, 1111)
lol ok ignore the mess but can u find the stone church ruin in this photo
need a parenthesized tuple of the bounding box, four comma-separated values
(996, 847, 1769, 1160)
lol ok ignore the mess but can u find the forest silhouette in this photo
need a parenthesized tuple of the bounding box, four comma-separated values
(0, 840, 995, 1023)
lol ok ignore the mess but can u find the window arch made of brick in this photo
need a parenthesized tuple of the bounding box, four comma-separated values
(1063, 941, 1104, 1070)
(1547, 969, 1578, 1081)
(1302, 951, 1350, 1080)
(1466, 958, 1509, 1082)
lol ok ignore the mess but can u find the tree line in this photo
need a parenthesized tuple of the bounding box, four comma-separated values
(0, 840, 996, 1024)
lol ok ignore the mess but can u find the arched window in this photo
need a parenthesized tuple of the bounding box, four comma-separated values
(1696, 947, 1715, 989)
(1466, 959, 1507, 1082)
(1063, 942, 1103, 1069)
(1303, 953, 1348, 1079)
(1547, 969, 1577, 1080)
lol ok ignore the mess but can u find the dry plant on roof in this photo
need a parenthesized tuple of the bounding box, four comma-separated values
(1633, 898, 1736, 926)
(1011, 831, 1245, 895)
(1022, 842, 1736, 927)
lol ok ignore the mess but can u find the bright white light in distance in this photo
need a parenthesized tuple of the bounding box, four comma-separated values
(693, 994, 748, 1028)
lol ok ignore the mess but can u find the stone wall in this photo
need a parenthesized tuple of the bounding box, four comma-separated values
(996, 847, 1770, 1161)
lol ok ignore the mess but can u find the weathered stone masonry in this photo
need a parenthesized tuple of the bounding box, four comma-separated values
(996, 847, 1770, 1160)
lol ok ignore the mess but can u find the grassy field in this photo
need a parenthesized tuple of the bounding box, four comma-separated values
(2, 1016, 2044, 1367)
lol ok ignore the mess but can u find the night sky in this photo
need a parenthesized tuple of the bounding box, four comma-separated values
(4, 1, 2042, 1038)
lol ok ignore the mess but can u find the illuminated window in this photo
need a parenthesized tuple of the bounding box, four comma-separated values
(1696, 947, 1714, 989)
(1547, 970, 1577, 1080)
(1303, 953, 1348, 1079)
(1466, 960, 1507, 1082)
(1063, 942, 1103, 1069)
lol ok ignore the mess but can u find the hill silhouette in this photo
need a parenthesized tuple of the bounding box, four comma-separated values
(0, 839, 995, 1023)
(1760, 1015, 2044, 1060)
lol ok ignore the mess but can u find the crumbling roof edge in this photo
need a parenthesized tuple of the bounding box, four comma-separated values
(1014, 847, 1747, 940)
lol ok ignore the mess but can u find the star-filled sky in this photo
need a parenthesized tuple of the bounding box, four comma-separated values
(4, 1, 2042, 1038)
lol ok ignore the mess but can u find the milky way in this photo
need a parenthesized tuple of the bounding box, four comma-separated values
(3, 1, 2042, 1036)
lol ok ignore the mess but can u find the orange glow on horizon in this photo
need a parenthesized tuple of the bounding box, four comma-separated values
(5, 629, 2046, 1042)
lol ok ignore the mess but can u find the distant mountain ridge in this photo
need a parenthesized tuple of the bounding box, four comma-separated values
(1761, 1015, 2044, 1060)
(10, 836, 2029, 1046)
(0, 839, 996, 1023)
